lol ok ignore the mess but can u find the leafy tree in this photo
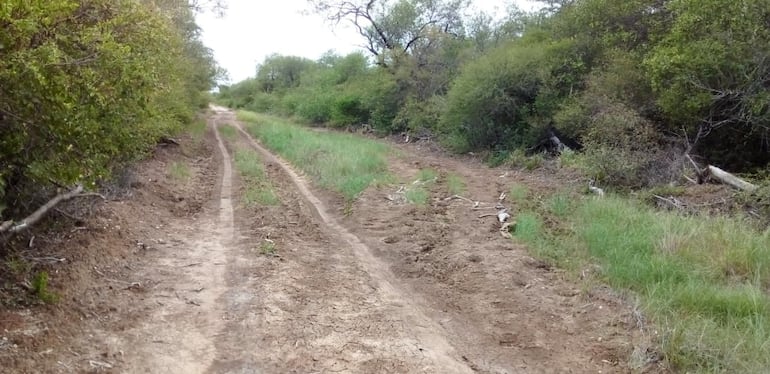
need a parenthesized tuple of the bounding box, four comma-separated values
(309, 0, 468, 65)
(645, 0, 770, 161)
(441, 43, 547, 151)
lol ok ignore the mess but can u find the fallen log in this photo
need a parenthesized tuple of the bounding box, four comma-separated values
(1, 184, 85, 234)
(707, 165, 758, 192)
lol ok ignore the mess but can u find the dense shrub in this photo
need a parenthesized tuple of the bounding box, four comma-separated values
(0, 0, 217, 217)
(219, 0, 770, 186)
(441, 44, 546, 151)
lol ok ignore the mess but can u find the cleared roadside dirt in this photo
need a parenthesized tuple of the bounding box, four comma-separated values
(0, 108, 664, 373)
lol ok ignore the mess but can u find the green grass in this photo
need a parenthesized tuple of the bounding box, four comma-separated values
(406, 187, 429, 205)
(514, 194, 770, 372)
(260, 240, 277, 256)
(188, 119, 207, 140)
(218, 124, 237, 140)
(416, 168, 438, 182)
(168, 161, 190, 180)
(446, 173, 466, 195)
(234, 148, 279, 206)
(509, 184, 530, 202)
(32, 271, 58, 304)
(545, 193, 573, 217)
(237, 111, 391, 201)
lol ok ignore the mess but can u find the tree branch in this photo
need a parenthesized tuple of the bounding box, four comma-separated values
(0, 184, 85, 234)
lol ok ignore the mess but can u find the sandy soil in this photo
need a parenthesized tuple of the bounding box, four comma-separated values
(0, 107, 665, 373)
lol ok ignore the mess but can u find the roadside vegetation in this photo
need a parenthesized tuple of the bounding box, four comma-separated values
(514, 191, 770, 371)
(0, 0, 221, 304)
(215, 0, 770, 371)
(238, 111, 390, 201)
(1, 0, 222, 234)
(217, 0, 769, 192)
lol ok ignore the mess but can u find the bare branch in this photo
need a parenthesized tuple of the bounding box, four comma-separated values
(0, 185, 85, 234)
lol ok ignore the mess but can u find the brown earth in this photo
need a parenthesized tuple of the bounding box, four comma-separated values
(0, 107, 665, 373)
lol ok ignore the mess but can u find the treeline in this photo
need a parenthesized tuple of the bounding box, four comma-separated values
(217, 0, 770, 188)
(0, 0, 220, 220)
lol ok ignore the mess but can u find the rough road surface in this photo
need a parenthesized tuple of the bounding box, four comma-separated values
(0, 107, 662, 373)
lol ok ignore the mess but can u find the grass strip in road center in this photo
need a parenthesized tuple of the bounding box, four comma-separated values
(236, 111, 391, 201)
(233, 147, 279, 206)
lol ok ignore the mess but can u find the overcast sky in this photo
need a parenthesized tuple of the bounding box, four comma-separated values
(196, 0, 543, 84)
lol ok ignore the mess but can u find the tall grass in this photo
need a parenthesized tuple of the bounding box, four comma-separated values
(237, 111, 391, 200)
(515, 195, 770, 371)
(446, 173, 466, 195)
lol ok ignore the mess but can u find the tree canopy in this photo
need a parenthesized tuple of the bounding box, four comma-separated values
(219, 0, 770, 187)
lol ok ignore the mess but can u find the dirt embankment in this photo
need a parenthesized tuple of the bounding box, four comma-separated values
(0, 108, 664, 373)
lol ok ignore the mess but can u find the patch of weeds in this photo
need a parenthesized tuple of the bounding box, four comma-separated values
(506, 149, 544, 170)
(32, 271, 58, 304)
(168, 161, 190, 180)
(188, 119, 207, 140)
(406, 187, 429, 205)
(244, 187, 280, 206)
(235, 148, 280, 206)
(6, 257, 30, 277)
(446, 173, 466, 195)
(241, 111, 391, 201)
(343, 201, 354, 216)
(514, 212, 543, 243)
(509, 184, 529, 202)
(545, 193, 573, 217)
(416, 168, 438, 182)
(485, 149, 510, 167)
(558, 148, 581, 168)
(259, 240, 276, 256)
(218, 124, 237, 140)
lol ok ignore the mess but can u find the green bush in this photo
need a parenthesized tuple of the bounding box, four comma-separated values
(441, 43, 547, 151)
(295, 91, 335, 123)
(330, 94, 369, 127)
(0, 0, 216, 218)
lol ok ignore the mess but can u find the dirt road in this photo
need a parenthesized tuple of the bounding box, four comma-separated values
(0, 108, 661, 373)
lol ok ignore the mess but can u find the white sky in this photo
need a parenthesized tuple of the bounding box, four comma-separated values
(196, 0, 543, 84)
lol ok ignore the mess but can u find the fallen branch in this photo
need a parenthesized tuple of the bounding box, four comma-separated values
(683, 174, 698, 185)
(706, 165, 758, 192)
(685, 154, 707, 183)
(1, 184, 85, 234)
(444, 195, 475, 203)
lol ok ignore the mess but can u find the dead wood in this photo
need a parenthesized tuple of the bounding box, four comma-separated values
(683, 154, 756, 191)
(0, 184, 85, 234)
(706, 165, 758, 192)
(685, 154, 707, 183)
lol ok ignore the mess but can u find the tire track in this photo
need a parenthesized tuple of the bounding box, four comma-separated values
(220, 107, 473, 373)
